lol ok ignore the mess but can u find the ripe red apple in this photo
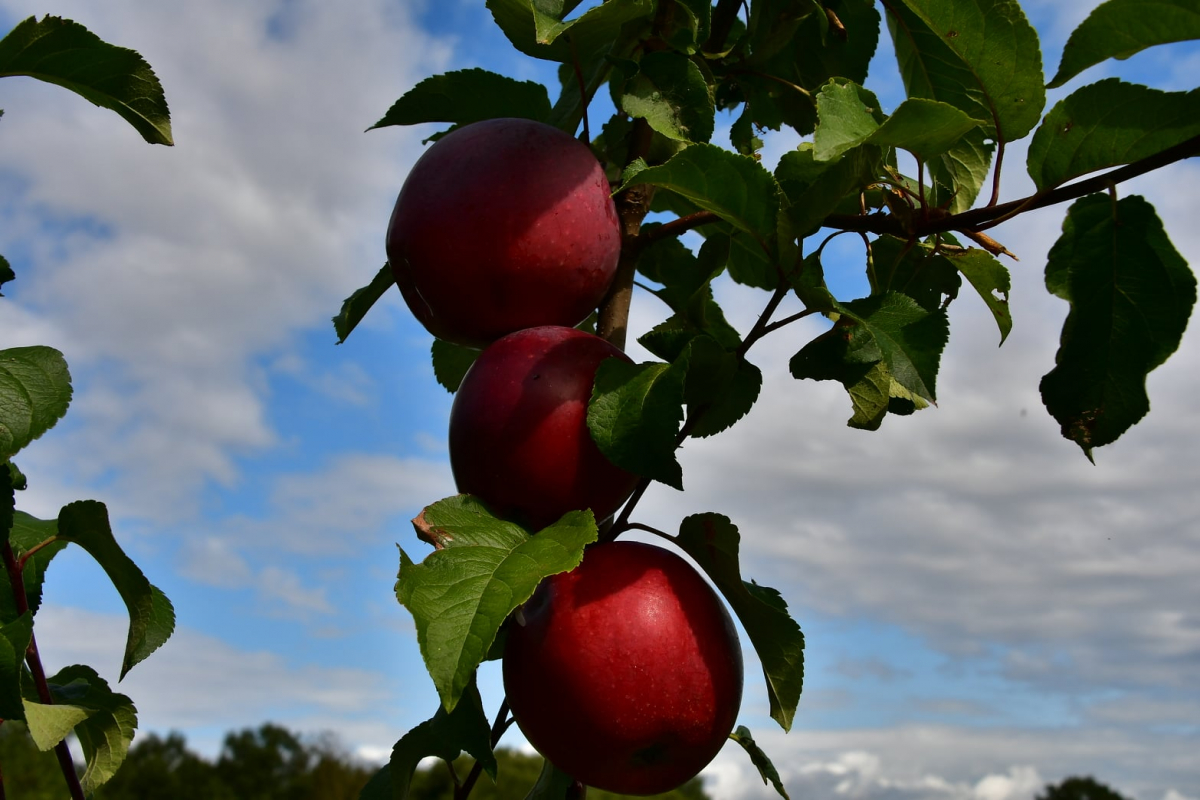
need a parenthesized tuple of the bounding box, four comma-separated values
(448, 325, 639, 531)
(386, 117, 621, 348)
(503, 540, 744, 795)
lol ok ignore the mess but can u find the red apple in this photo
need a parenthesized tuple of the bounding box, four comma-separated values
(448, 325, 639, 531)
(386, 117, 621, 348)
(503, 540, 744, 795)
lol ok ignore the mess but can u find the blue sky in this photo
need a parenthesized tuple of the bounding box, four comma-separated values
(2, 1, 1199, 799)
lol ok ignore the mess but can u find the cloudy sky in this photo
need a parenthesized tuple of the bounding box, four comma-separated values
(1, 1, 1198, 799)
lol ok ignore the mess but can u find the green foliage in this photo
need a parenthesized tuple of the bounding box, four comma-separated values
(371, 69, 552, 135)
(0, 15, 172, 145)
(1040, 194, 1195, 459)
(397, 497, 597, 713)
(729, 726, 790, 799)
(332, 0, 1198, 796)
(55, 501, 176, 678)
(675, 515, 805, 731)
(43, 664, 138, 793)
(0, 346, 72, 462)
(1037, 776, 1132, 800)
(1048, 0, 1200, 88)
(0, 722, 66, 799)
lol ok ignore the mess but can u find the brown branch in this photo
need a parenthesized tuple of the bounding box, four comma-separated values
(2, 542, 86, 800)
(641, 210, 722, 245)
(823, 134, 1200, 240)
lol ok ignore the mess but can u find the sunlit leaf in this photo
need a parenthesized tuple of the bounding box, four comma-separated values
(1048, 0, 1200, 88)
(397, 496, 596, 712)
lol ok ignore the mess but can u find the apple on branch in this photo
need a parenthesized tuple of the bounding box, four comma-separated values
(386, 117, 621, 348)
(503, 540, 744, 795)
(448, 325, 639, 531)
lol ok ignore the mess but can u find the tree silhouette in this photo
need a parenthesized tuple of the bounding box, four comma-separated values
(1039, 777, 1133, 800)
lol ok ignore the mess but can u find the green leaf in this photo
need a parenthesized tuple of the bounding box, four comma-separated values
(587, 360, 686, 490)
(870, 235, 962, 312)
(812, 79, 886, 161)
(1040, 194, 1196, 459)
(361, 679, 495, 800)
(815, 82, 985, 164)
(44, 664, 137, 794)
(730, 725, 791, 800)
(944, 246, 1011, 343)
(0, 611, 33, 720)
(776, 143, 885, 236)
(1, 512, 67, 623)
(886, 0, 1044, 142)
(620, 144, 781, 254)
(486, 0, 654, 63)
(55, 501, 175, 678)
(22, 699, 93, 750)
(370, 69, 551, 132)
(927, 128, 995, 213)
(869, 98, 987, 161)
(790, 293, 948, 429)
(0, 253, 13, 295)
(667, 0, 712, 53)
(1027, 80, 1200, 191)
(837, 292, 949, 403)
(0, 16, 172, 145)
(675, 514, 805, 731)
(621, 50, 714, 143)
(0, 346, 72, 462)
(689, 357, 763, 438)
(397, 496, 596, 712)
(431, 339, 481, 393)
(333, 264, 395, 345)
(1048, 0, 1200, 88)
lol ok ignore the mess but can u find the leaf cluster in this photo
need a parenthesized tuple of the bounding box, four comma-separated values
(331, 1, 1199, 798)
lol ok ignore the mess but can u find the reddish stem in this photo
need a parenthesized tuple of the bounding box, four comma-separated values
(1, 541, 86, 800)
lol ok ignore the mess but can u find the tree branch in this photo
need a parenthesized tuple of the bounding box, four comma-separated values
(2, 541, 86, 800)
(824, 134, 1200, 240)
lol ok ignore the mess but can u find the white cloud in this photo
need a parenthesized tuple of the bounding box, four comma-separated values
(0, 0, 454, 523)
(32, 606, 396, 747)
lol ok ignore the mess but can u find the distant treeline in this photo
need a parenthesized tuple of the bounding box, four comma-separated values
(0, 721, 710, 799)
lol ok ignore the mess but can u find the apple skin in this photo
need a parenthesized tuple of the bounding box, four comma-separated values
(448, 325, 639, 531)
(386, 117, 621, 348)
(503, 540, 744, 795)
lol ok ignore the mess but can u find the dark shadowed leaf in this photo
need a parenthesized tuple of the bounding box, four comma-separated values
(1027, 80, 1200, 191)
(730, 726, 791, 799)
(1040, 194, 1196, 459)
(676, 514, 805, 731)
(397, 496, 596, 712)
(587, 360, 685, 490)
(370, 68, 551, 131)
(333, 264, 395, 344)
(927, 128, 994, 213)
(0, 254, 13, 295)
(0, 611, 33, 720)
(431, 339, 481, 393)
(1048, 0, 1200, 87)
(486, 0, 654, 63)
(360, 679, 495, 800)
(945, 246, 1011, 343)
(55, 501, 175, 677)
(0, 346, 71, 462)
(0, 15, 172, 145)
(776, 143, 884, 236)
